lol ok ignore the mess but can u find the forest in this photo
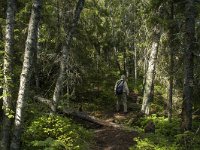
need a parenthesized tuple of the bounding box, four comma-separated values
(0, 0, 200, 149)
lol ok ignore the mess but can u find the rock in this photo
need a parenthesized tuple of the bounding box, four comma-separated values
(144, 120, 155, 134)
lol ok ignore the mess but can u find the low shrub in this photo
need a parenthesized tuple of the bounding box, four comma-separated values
(175, 131, 200, 150)
(130, 114, 200, 150)
(139, 114, 181, 138)
(130, 135, 177, 150)
(22, 114, 92, 150)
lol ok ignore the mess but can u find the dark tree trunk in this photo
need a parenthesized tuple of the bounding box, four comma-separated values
(52, 0, 85, 112)
(1, 0, 15, 149)
(142, 48, 148, 95)
(167, 1, 175, 123)
(10, 0, 41, 149)
(181, 0, 195, 131)
(141, 25, 161, 115)
(114, 47, 121, 72)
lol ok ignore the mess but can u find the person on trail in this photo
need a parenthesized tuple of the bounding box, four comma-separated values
(114, 75, 129, 114)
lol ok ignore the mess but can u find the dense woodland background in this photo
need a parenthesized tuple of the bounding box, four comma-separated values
(0, 0, 200, 150)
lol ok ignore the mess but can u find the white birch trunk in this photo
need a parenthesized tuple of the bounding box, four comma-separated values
(141, 25, 161, 115)
(1, 0, 15, 149)
(10, 0, 41, 149)
(52, 0, 85, 112)
(52, 45, 67, 112)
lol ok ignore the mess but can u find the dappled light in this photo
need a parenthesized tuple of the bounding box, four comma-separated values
(0, 0, 200, 150)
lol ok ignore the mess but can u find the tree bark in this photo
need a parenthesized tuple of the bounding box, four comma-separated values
(10, 0, 41, 149)
(62, 109, 123, 129)
(114, 47, 121, 72)
(142, 48, 148, 94)
(167, 1, 175, 123)
(141, 25, 161, 115)
(133, 0, 137, 87)
(1, 0, 15, 149)
(34, 26, 40, 92)
(123, 48, 129, 76)
(134, 47, 137, 87)
(181, 0, 195, 131)
(52, 45, 67, 112)
(52, 0, 85, 112)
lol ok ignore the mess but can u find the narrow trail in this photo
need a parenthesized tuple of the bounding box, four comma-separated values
(91, 127, 138, 150)
(87, 112, 139, 150)
(70, 102, 141, 149)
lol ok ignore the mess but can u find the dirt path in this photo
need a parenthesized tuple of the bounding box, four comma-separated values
(89, 112, 139, 150)
(90, 127, 138, 150)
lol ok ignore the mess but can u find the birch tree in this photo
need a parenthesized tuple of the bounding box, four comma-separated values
(141, 3, 163, 115)
(141, 24, 161, 115)
(10, 0, 42, 149)
(52, 0, 85, 112)
(1, 0, 15, 149)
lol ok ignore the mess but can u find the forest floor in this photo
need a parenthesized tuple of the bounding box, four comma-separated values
(91, 126, 138, 150)
(87, 111, 140, 150)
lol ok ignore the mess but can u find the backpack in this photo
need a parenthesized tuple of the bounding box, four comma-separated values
(116, 80, 124, 95)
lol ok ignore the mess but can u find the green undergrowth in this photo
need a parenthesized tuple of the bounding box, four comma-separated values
(130, 114, 200, 150)
(22, 114, 92, 150)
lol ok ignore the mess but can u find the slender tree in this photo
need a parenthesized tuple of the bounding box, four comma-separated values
(1, 0, 15, 149)
(10, 0, 42, 149)
(52, 44, 66, 112)
(181, 0, 195, 130)
(141, 24, 161, 115)
(167, 1, 175, 122)
(52, 0, 85, 112)
(132, 0, 137, 87)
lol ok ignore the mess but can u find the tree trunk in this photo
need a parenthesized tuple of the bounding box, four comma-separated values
(134, 47, 137, 87)
(0, 25, 3, 125)
(52, 0, 85, 112)
(167, 1, 175, 123)
(133, 0, 137, 88)
(142, 48, 148, 94)
(10, 0, 41, 149)
(114, 47, 121, 72)
(52, 45, 66, 112)
(34, 26, 41, 92)
(1, 0, 15, 149)
(181, 0, 195, 131)
(141, 25, 161, 115)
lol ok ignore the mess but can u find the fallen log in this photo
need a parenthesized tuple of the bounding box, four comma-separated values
(34, 95, 128, 129)
(61, 109, 124, 129)
(34, 95, 53, 108)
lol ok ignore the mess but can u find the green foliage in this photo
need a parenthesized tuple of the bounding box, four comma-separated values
(1, 106, 14, 119)
(130, 115, 180, 149)
(30, 137, 66, 150)
(22, 115, 92, 150)
(0, 63, 3, 89)
(130, 135, 177, 150)
(131, 115, 200, 150)
(175, 131, 200, 150)
(139, 114, 181, 138)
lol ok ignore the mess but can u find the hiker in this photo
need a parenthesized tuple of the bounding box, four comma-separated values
(114, 75, 129, 114)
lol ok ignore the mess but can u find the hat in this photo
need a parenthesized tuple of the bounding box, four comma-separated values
(121, 75, 126, 80)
